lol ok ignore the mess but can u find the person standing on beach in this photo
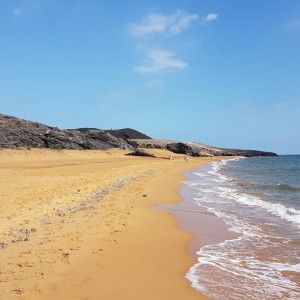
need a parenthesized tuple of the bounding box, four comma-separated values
(184, 155, 189, 163)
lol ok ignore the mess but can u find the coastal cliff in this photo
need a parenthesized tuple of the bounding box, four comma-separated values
(0, 113, 277, 157)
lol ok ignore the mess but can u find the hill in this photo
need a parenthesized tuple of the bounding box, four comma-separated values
(0, 113, 277, 157)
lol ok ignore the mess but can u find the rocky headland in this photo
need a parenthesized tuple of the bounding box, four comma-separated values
(0, 113, 277, 157)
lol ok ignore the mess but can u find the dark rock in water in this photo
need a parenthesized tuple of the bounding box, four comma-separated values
(125, 150, 155, 157)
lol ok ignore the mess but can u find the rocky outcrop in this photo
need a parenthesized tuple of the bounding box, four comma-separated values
(218, 148, 278, 157)
(130, 139, 278, 157)
(0, 114, 147, 150)
(0, 113, 277, 156)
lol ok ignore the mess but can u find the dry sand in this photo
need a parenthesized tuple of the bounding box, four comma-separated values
(0, 148, 224, 299)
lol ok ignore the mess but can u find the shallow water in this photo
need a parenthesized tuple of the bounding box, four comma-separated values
(183, 156, 300, 300)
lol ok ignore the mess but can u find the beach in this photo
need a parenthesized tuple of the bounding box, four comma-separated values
(0, 148, 224, 299)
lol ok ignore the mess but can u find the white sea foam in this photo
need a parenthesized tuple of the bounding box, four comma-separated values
(190, 159, 300, 226)
(184, 157, 300, 300)
(186, 235, 300, 300)
(206, 208, 265, 237)
(214, 185, 300, 226)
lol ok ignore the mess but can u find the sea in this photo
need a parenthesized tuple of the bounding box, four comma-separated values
(181, 155, 300, 300)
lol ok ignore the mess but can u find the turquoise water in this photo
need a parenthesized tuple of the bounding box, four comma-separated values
(184, 155, 300, 300)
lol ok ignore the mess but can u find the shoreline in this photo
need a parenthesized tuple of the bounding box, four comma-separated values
(162, 167, 240, 258)
(0, 148, 228, 299)
(159, 164, 241, 298)
(170, 156, 300, 300)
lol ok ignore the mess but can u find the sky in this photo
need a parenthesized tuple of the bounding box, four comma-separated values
(0, 0, 299, 154)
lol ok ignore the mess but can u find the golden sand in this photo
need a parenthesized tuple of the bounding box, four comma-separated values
(0, 148, 223, 299)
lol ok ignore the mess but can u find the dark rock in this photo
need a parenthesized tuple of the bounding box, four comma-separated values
(130, 139, 277, 157)
(106, 128, 151, 140)
(0, 114, 150, 150)
(166, 143, 200, 156)
(0, 113, 277, 157)
(219, 148, 278, 157)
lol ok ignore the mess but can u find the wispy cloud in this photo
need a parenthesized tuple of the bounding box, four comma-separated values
(145, 79, 163, 88)
(203, 13, 218, 22)
(13, 8, 22, 17)
(134, 49, 188, 73)
(129, 10, 199, 37)
(130, 10, 202, 75)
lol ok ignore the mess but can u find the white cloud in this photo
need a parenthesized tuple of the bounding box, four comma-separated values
(129, 10, 199, 37)
(169, 11, 199, 34)
(13, 9, 22, 17)
(145, 79, 163, 88)
(203, 13, 218, 22)
(134, 49, 188, 73)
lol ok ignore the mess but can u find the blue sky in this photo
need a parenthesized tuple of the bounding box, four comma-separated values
(0, 1, 299, 154)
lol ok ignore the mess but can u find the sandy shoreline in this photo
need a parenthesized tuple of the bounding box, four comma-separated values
(161, 170, 241, 259)
(0, 148, 226, 299)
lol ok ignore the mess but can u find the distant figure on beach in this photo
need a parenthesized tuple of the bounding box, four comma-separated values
(184, 155, 189, 163)
(169, 155, 173, 160)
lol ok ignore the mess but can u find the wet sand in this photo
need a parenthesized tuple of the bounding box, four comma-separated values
(0, 148, 226, 299)
(160, 170, 240, 259)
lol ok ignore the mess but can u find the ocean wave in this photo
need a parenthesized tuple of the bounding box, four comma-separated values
(215, 186, 300, 225)
(238, 182, 300, 193)
(206, 208, 267, 237)
(276, 183, 300, 192)
(186, 236, 300, 300)
(263, 183, 300, 193)
(190, 160, 300, 226)
(185, 157, 300, 300)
